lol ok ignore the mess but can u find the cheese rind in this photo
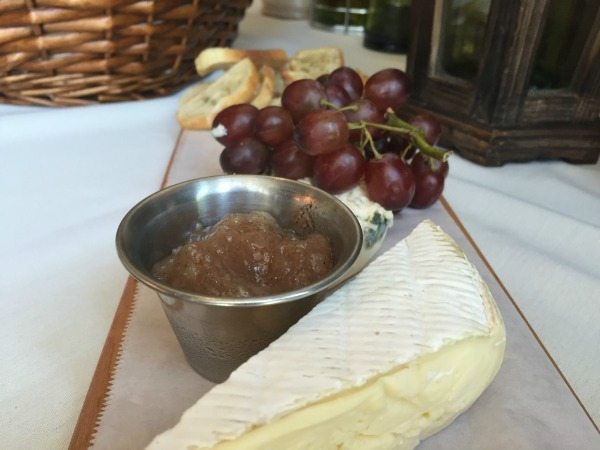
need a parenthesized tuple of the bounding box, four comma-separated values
(147, 220, 505, 450)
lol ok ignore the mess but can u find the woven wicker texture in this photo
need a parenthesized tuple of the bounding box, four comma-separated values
(0, 0, 252, 106)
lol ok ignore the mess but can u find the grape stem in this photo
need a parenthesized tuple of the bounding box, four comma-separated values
(362, 125, 383, 159)
(400, 143, 412, 160)
(383, 113, 452, 162)
(350, 121, 385, 160)
(362, 120, 450, 162)
(326, 100, 451, 162)
(320, 99, 358, 113)
(354, 118, 452, 162)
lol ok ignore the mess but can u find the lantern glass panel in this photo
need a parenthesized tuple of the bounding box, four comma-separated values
(439, 0, 492, 81)
(529, 0, 596, 90)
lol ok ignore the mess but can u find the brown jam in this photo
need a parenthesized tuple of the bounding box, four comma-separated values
(152, 212, 334, 297)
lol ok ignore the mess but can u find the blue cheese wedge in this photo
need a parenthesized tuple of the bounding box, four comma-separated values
(335, 182, 393, 250)
(147, 220, 506, 450)
(297, 180, 393, 277)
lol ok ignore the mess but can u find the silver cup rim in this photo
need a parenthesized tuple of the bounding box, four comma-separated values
(116, 175, 363, 307)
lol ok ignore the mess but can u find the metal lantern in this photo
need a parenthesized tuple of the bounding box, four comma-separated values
(406, 0, 600, 165)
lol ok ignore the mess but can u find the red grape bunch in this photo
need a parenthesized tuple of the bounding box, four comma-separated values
(212, 66, 451, 212)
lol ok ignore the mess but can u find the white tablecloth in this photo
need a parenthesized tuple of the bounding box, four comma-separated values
(1, 3, 598, 448)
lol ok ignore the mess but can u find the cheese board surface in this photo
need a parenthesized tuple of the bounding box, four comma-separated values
(71, 130, 599, 450)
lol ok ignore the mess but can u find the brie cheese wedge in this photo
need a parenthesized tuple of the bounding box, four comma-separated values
(148, 220, 506, 450)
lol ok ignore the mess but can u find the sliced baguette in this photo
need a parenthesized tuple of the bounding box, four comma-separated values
(195, 47, 288, 76)
(281, 47, 344, 84)
(273, 68, 285, 97)
(251, 65, 276, 108)
(178, 82, 210, 106)
(177, 58, 259, 129)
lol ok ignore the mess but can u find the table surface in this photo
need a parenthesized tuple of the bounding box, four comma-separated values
(1, 3, 599, 449)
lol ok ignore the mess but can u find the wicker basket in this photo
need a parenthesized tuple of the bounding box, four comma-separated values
(0, 0, 252, 106)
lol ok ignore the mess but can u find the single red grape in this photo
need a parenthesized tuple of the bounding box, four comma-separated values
(211, 104, 258, 147)
(410, 114, 442, 145)
(343, 98, 385, 142)
(410, 171, 445, 209)
(254, 106, 294, 147)
(411, 152, 449, 178)
(324, 83, 352, 108)
(281, 79, 326, 122)
(365, 153, 415, 211)
(271, 139, 314, 179)
(219, 137, 269, 174)
(364, 68, 411, 112)
(296, 109, 349, 155)
(329, 66, 363, 101)
(312, 144, 366, 194)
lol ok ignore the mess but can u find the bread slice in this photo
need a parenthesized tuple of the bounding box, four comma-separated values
(266, 68, 286, 106)
(281, 47, 344, 84)
(178, 82, 210, 106)
(177, 58, 259, 129)
(251, 65, 276, 108)
(195, 47, 288, 77)
(273, 69, 285, 97)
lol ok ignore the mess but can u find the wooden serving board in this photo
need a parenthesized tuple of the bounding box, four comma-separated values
(69, 130, 599, 450)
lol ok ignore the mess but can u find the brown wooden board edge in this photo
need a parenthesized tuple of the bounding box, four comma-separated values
(68, 133, 598, 448)
(439, 196, 599, 433)
(68, 129, 184, 450)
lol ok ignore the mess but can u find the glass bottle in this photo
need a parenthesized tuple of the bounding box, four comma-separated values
(263, 0, 310, 19)
(363, 0, 411, 53)
(310, 0, 369, 34)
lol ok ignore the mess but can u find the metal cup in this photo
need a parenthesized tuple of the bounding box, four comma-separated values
(116, 175, 362, 382)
